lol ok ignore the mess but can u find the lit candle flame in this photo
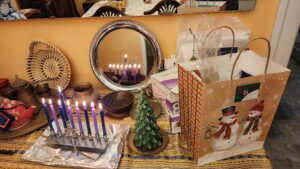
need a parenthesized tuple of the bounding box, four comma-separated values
(120, 65, 124, 69)
(125, 64, 128, 69)
(75, 101, 79, 107)
(58, 86, 62, 92)
(138, 64, 141, 69)
(116, 64, 119, 68)
(109, 64, 112, 68)
(133, 64, 137, 68)
(58, 100, 61, 105)
(67, 100, 70, 106)
(99, 103, 103, 110)
(124, 54, 127, 59)
(48, 99, 52, 105)
(91, 102, 95, 108)
(129, 64, 132, 68)
(112, 64, 116, 68)
(82, 101, 87, 107)
(42, 98, 46, 104)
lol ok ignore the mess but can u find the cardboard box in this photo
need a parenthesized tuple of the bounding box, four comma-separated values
(151, 67, 181, 133)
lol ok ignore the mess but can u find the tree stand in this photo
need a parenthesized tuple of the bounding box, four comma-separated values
(127, 129, 169, 155)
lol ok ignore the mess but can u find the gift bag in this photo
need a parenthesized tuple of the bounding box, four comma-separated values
(176, 16, 250, 63)
(178, 37, 291, 165)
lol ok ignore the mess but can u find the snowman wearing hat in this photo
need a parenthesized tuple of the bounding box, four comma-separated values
(238, 100, 264, 145)
(212, 106, 239, 151)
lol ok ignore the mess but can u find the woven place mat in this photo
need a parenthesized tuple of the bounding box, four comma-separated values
(0, 114, 273, 169)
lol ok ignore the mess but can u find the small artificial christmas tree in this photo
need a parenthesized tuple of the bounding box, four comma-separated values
(133, 91, 163, 152)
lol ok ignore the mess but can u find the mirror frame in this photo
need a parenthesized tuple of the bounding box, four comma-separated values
(90, 20, 162, 92)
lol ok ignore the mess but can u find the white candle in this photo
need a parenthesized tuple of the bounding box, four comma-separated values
(124, 64, 128, 78)
(133, 64, 137, 81)
(138, 64, 141, 74)
(116, 64, 120, 75)
(109, 64, 112, 73)
(128, 64, 132, 75)
(124, 54, 128, 65)
(133, 64, 137, 75)
(112, 64, 116, 75)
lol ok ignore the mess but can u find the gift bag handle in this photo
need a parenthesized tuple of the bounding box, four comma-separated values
(230, 37, 271, 80)
(200, 25, 236, 60)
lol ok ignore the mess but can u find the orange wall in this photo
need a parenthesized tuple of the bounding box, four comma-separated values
(0, 0, 279, 89)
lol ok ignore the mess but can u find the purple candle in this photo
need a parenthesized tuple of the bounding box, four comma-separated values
(98, 103, 107, 137)
(48, 99, 61, 134)
(120, 65, 124, 79)
(58, 100, 67, 129)
(41, 98, 54, 132)
(75, 101, 84, 135)
(91, 102, 99, 136)
(67, 100, 75, 129)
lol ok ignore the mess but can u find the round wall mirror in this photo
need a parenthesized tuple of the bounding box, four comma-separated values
(90, 20, 161, 92)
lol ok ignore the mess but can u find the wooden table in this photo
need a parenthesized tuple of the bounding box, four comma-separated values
(0, 89, 273, 168)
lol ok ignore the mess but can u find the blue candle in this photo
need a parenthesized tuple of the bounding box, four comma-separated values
(66, 100, 75, 129)
(58, 86, 68, 121)
(75, 101, 84, 135)
(82, 101, 92, 135)
(48, 99, 61, 134)
(91, 102, 99, 136)
(41, 98, 54, 132)
(58, 100, 67, 129)
(98, 103, 107, 137)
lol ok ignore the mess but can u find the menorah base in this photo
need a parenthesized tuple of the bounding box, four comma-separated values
(45, 134, 108, 153)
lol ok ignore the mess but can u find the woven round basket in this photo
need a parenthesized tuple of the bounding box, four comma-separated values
(26, 41, 71, 90)
(127, 129, 169, 155)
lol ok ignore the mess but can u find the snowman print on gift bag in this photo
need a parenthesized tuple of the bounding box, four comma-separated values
(237, 100, 264, 145)
(212, 106, 239, 151)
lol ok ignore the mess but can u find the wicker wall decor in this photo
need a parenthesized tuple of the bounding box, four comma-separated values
(26, 41, 71, 90)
